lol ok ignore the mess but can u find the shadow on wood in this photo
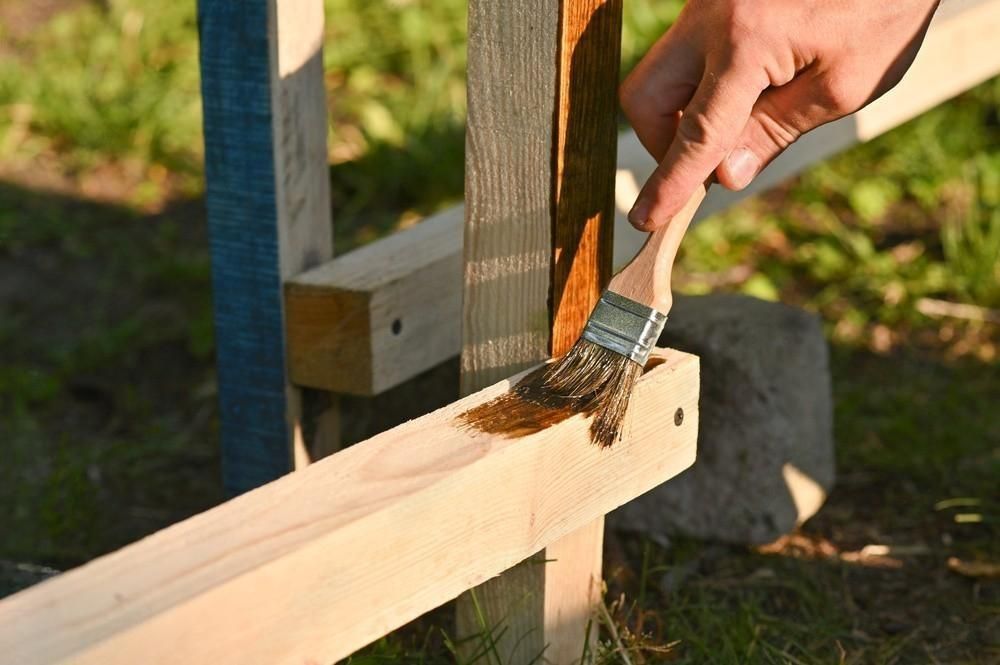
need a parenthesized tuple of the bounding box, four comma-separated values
(0, 349, 698, 665)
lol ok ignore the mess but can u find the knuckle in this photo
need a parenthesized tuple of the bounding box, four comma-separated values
(707, 32, 769, 92)
(816, 74, 865, 113)
(618, 77, 654, 125)
(725, 49, 771, 93)
(676, 111, 725, 154)
(651, 159, 674, 183)
(618, 80, 639, 115)
(725, 42, 758, 71)
(726, 0, 763, 41)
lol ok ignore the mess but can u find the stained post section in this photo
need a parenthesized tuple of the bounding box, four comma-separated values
(198, 0, 335, 493)
(551, 1, 620, 356)
(458, 0, 623, 662)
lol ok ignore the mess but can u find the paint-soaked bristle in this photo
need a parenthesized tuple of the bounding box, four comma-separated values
(457, 337, 643, 448)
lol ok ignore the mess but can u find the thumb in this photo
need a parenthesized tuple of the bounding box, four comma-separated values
(628, 63, 763, 230)
(717, 72, 845, 191)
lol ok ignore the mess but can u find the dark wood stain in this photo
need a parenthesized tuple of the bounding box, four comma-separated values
(457, 366, 579, 439)
(456, 347, 665, 447)
(550, 0, 622, 357)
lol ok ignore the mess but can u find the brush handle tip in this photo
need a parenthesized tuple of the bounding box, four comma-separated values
(608, 184, 708, 314)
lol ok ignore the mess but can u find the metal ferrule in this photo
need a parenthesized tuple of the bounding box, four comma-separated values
(581, 290, 667, 366)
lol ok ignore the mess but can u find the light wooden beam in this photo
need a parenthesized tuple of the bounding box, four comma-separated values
(0, 349, 699, 665)
(455, 1, 623, 661)
(285, 206, 463, 395)
(199, 0, 337, 490)
(284, 0, 1000, 397)
(456, 0, 564, 659)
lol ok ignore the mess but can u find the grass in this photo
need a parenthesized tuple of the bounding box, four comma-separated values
(0, 0, 202, 203)
(678, 80, 1000, 345)
(0, 0, 997, 662)
(339, 346, 998, 665)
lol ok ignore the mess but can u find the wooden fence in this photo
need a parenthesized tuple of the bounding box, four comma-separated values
(0, 0, 998, 663)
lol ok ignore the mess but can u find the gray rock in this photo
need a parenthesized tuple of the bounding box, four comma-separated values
(608, 293, 835, 545)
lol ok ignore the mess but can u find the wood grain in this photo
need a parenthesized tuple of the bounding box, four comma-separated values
(546, 3, 623, 660)
(461, 0, 562, 393)
(286, 207, 463, 395)
(458, 1, 624, 661)
(283, 0, 1000, 397)
(458, 0, 562, 656)
(0, 350, 699, 665)
(542, 518, 606, 664)
(551, 0, 621, 356)
(198, 0, 334, 491)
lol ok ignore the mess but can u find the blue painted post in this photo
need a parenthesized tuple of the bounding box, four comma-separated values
(197, 0, 334, 493)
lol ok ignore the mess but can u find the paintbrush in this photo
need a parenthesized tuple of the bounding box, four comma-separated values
(460, 183, 708, 447)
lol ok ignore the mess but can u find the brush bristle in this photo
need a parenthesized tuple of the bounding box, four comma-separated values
(458, 338, 643, 448)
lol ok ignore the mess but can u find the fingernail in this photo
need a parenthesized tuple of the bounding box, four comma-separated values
(628, 199, 650, 228)
(725, 147, 758, 190)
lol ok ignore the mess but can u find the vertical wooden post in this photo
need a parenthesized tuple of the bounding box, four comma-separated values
(198, 0, 336, 494)
(458, 1, 623, 662)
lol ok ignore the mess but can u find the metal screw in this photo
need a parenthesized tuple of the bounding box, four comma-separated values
(674, 407, 684, 426)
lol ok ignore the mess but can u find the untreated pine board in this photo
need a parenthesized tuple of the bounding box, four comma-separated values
(271, 0, 341, 465)
(286, 206, 463, 395)
(199, 0, 334, 491)
(460, 0, 558, 391)
(855, 0, 999, 140)
(457, 0, 625, 662)
(0, 349, 699, 665)
(538, 3, 623, 663)
(457, 0, 562, 659)
(283, 0, 1000, 398)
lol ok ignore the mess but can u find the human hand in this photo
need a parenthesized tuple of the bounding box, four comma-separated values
(620, 0, 940, 230)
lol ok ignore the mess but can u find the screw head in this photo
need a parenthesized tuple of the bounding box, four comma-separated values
(674, 407, 684, 426)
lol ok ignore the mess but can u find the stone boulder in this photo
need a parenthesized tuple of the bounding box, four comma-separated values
(608, 293, 835, 545)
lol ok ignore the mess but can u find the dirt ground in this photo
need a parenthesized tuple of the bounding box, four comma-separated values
(1, 168, 996, 662)
(0, 0, 996, 661)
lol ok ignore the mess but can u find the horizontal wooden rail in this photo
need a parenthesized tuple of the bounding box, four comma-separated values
(286, 205, 464, 395)
(286, 0, 1000, 395)
(0, 349, 699, 665)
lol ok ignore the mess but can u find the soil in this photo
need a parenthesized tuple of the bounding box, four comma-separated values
(0, 1, 996, 660)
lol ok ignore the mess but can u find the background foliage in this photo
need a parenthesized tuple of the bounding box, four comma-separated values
(0, 1, 996, 662)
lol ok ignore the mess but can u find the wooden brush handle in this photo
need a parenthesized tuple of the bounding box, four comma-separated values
(607, 184, 708, 314)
